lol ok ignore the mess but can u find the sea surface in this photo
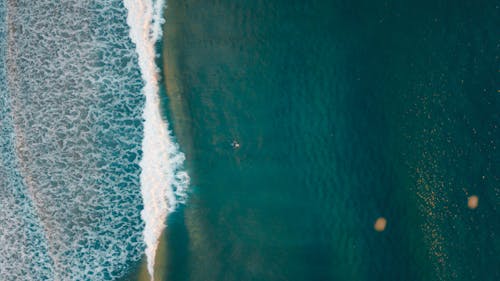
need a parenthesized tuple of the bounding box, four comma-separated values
(0, 1, 498, 281)
(1, 0, 186, 280)
(157, 1, 498, 281)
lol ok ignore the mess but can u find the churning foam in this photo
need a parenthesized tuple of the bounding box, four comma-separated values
(3, 1, 151, 280)
(123, 0, 189, 279)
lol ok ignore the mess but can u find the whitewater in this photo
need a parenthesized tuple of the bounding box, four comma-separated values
(123, 0, 189, 279)
(0, 0, 187, 280)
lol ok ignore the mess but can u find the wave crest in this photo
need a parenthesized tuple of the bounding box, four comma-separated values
(123, 0, 189, 279)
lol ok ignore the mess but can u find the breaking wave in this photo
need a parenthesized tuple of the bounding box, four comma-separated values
(123, 0, 189, 279)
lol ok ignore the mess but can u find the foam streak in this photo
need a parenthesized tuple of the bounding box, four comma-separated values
(123, 1, 189, 280)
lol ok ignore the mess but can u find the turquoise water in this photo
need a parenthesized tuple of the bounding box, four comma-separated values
(1, 1, 146, 279)
(0, 0, 498, 280)
(159, 0, 499, 281)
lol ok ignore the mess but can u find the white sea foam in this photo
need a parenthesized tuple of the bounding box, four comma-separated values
(123, 0, 189, 279)
(1, 4, 55, 278)
(3, 1, 150, 280)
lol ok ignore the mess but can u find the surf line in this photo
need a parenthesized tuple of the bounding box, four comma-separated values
(123, 0, 189, 280)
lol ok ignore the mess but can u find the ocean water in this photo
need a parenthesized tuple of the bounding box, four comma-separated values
(159, 0, 498, 281)
(1, 0, 186, 280)
(0, 1, 498, 281)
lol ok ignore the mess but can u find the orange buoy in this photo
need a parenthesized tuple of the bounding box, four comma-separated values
(468, 195, 478, 209)
(374, 217, 387, 232)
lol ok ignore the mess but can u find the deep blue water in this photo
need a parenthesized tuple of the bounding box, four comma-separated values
(158, 0, 499, 280)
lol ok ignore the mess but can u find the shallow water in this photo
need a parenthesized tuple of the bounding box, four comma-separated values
(1, 1, 146, 279)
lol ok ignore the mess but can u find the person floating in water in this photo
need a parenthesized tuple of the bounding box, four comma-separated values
(231, 140, 240, 149)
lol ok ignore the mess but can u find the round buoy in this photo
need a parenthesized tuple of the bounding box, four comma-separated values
(467, 195, 478, 209)
(374, 217, 387, 232)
